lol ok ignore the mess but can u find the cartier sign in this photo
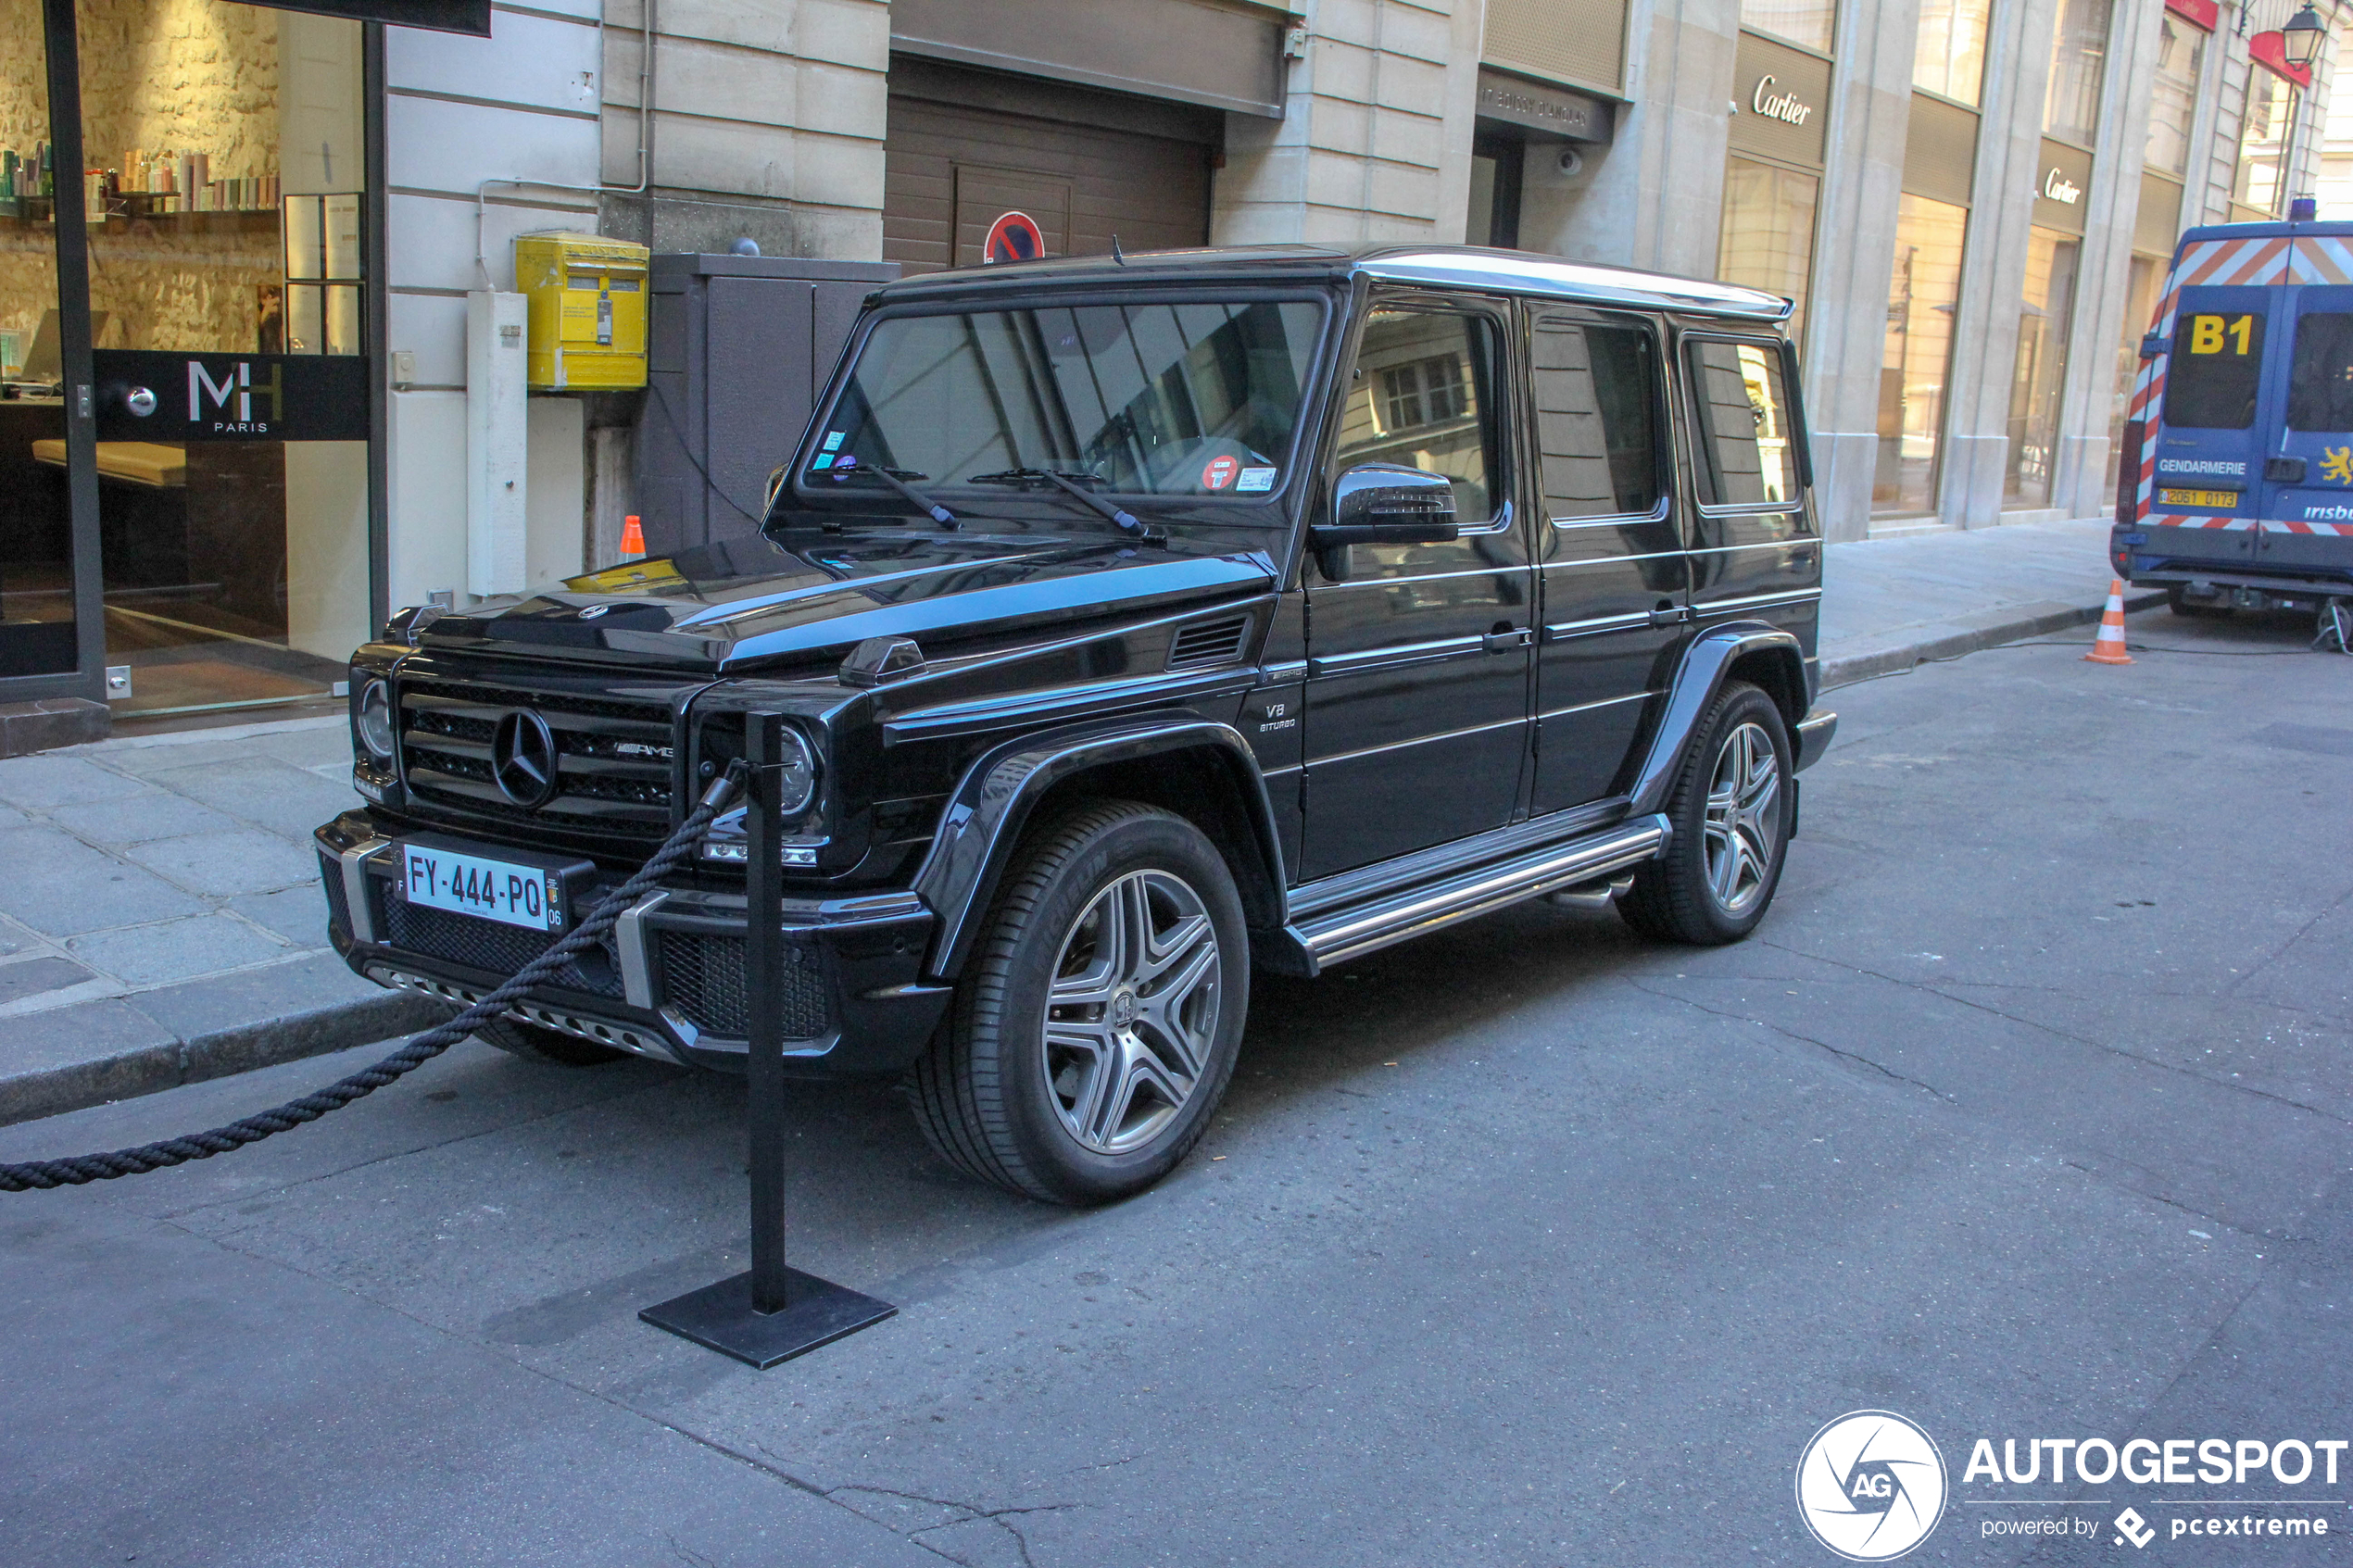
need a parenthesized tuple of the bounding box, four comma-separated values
(1752, 75, 1815, 125)
(2043, 167, 2082, 204)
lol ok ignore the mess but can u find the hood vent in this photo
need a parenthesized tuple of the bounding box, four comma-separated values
(1168, 616, 1250, 671)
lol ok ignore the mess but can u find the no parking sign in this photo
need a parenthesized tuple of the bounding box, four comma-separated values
(983, 211, 1046, 263)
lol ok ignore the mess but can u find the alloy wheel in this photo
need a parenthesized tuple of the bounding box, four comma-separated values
(1703, 720, 1781, 915)
(1040, 869, 1223, 1155)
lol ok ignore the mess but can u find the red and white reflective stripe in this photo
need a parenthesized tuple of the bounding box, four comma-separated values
(2175, 235, 2291, 287)
(2127, 276, 2183, 526)
(2145, 515, 2353, 536)
(2291, 235, 2353, 285)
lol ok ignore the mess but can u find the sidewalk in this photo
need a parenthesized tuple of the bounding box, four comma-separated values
(0, 516, 2133, 1126)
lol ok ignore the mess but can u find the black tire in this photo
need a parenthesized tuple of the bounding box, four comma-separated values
(2166, 584, 2226, 618)
(907, 800, 1249, 1205)
(479, 1015, 630, 1067)
(1618, 680, 1793, 947)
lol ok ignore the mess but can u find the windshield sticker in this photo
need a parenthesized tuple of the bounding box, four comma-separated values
(1235, 466, 1277, 493)
(835, 453, 858, 470)
(811, 453, 837, 469)
(821, 432, 845, 451)
(1202, 455, 1239, 490)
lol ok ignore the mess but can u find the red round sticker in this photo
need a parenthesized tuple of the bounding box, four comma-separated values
(982, 210, 1046, 264)
(1201, 455, 1239, 491)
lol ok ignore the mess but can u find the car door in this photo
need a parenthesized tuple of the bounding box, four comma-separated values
(2260, 291, 2353, 566)
(1299, 295, 1535, 881)
(1527, 307, 1686, 814)
(2147, 284, 2270, 571)
(1680, 334, 1821, 636)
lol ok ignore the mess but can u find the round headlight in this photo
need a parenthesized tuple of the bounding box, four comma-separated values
(773, 725, 818, 817)
(356, 679, 396, 761)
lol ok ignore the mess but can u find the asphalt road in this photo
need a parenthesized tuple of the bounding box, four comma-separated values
(4, 608, 2349, 1568)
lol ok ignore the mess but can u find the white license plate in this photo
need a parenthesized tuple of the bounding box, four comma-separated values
(400, 843, 565, 932)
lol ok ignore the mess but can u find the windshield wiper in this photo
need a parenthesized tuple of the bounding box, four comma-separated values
(966, 468, 1165, 545)
(831, 465, 959, 530)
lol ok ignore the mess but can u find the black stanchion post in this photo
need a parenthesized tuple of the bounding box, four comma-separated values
(638, 710, 896, 1368)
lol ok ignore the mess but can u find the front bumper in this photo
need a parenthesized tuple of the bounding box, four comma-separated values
(313, 812, 950, 1076)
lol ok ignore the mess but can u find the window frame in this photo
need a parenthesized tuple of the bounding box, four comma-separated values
(1527, 306, 1674, 532)
(1329, 290, 1520, 541)
(1679, 330, 1813, 513)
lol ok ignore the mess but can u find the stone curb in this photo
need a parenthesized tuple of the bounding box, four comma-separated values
(0, 986, 454, 1131)
(1819, 590, 2166, 691)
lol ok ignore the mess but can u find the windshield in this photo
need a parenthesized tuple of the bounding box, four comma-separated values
(804, 298, 1326, 499)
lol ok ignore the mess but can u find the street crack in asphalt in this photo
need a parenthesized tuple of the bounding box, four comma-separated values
(1625, 978, 1954, 1103)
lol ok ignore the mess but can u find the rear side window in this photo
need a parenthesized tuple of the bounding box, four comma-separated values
(2289, 313, 2353, 432)
(1532, 320, 1663, 519)
(2163, 310, 2265, 429)
(1686, 339, 1798, 507)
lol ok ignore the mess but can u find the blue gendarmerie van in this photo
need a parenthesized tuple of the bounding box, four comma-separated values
(2114, 216, 2353, 615)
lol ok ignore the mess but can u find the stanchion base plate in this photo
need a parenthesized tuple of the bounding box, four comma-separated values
(639, 1269, 896, 1368)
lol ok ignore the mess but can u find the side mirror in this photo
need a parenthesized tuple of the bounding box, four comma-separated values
(1311, 463, 1461, 549)
(2140, 332, 2167, 360)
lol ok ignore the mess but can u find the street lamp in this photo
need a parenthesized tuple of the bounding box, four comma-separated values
(2282, 2, 2328, 70)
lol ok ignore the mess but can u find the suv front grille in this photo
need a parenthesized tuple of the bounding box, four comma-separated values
(397, 676, 681, 841)
(657, 930, 829, 1041)
(374, 879, 627, 998)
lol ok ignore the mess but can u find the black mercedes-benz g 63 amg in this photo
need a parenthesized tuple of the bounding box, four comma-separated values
(316, 244, 1836, 1204)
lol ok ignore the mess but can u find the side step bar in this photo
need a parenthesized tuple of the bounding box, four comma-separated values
(1282, 814, 1670, 972)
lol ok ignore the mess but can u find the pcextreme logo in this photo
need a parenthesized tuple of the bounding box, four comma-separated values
(1796, 1411, 1950, 1561)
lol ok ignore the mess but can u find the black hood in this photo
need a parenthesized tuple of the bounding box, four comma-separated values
(405, 531, 1278, 673)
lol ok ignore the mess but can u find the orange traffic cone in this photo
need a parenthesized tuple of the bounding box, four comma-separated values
(2084, 578, 2133, 665)
(619, 513, 646, 558)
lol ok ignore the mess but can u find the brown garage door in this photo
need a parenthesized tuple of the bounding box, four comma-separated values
(885, 57, 1218, 274)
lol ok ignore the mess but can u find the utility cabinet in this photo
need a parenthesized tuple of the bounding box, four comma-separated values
(637, 253, 900, 555)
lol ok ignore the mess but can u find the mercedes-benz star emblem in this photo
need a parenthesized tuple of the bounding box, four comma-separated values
(492, 709, 561, 808)
(578, 604, 610, 619)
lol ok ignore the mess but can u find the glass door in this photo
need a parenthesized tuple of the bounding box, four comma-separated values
(77, 0, 371, 718)
(0, 0, 78, 681)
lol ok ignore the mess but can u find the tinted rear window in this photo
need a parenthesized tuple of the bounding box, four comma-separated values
(2163, 310, 2264, 429)
(2289, 313, 2353, 432)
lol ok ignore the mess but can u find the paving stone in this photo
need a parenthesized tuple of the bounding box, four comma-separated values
(0, 955, 99, 1007)
(0, 828, 208, 936)
(0, 804, 29, 829)
(0, 754, 146, 809)
(145, 755, 362, 842)
(120, 830, 321, 897)
(68, 916, 291, 987)
(46, 793, 241, 846)
(229, 885, 337, 948)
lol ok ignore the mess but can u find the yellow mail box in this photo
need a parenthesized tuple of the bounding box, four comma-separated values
(515, 232, 648, 390)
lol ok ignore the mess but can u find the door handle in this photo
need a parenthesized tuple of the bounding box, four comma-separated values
(1647, 603, 1685, 628)
(1482, 625, 1531, 653)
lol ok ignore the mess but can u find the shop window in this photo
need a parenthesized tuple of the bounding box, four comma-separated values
(1718, 157, 1818, 345)
(2043, 0, 2111, 147)
(2145, 15, 2206, 179)
(1913, 0, 1991, 106)
(2235, 65, 2297, 216)
(1739, 0, 1835, 55)
(1872, 194, 1968, 517)
(1531, 320, 1661, 520)
(0, 0, 77, 679)
(1687, 339, 1798, 508)
(2006, 228, 2082, 507)
(72, 0, 373, 717)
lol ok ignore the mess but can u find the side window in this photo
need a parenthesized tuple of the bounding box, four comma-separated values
(1686, 338, 1799, 507)
(1533, 320, 1662, 520)
(1334, 308, 1502, 526)
(2288, 313, 2353, 433)
(2164, 309, 2265, 430)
